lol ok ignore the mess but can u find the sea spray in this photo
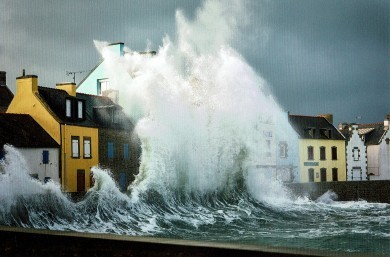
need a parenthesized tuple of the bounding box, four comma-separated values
(98, 0, 290, 204)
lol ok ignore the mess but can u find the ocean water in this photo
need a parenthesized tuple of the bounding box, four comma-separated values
(1, 1, 389, 255)
(0, 146, 389, 255)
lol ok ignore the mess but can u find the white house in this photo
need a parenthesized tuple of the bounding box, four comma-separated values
(340, 114, 390, 181)
(0, 113, 60, 183)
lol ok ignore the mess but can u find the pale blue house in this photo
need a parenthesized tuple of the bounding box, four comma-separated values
(77, 42, 125, 102)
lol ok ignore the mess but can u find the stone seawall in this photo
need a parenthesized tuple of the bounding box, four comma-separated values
(286, 180, 390, 203)
(0, 226, 357, 257)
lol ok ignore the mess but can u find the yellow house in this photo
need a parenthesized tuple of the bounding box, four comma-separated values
(289, 114, 347, 182)
(7, 75, 98, 192)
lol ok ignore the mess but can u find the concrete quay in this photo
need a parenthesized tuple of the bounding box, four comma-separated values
(0, 225, 381, 257)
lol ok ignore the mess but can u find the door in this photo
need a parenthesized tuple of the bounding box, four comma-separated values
(77, 169, 85, 192)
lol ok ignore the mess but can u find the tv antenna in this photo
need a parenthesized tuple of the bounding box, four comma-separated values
(66, 70, 90, 84)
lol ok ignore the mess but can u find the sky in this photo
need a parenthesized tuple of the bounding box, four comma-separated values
(0, 0, 388, 124)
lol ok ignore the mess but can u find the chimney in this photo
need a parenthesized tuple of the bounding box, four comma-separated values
(56, 82, 76, 96)
(318, 114, 333, 124)
(16, 74, 38, 94)
(0, 71, 6, 86)
(107, 42, 124, 56)
(385, 114, 389, 131)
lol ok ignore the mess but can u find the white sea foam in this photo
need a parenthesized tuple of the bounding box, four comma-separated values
(95, 0, 294, 207)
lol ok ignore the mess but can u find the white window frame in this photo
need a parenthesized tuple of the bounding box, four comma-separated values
(66, 99, 72, 117)
(83, 137, 91, 158)
(78, 100, 83, 119)
(71, 136, 80, 158)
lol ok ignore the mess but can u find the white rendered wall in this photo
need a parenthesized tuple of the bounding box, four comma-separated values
(369, 130, 390, 180)
(346, 126, 367, 181)
(18, 148, 60, 184)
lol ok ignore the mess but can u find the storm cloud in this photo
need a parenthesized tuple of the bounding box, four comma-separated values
(0, 0, 388, 123)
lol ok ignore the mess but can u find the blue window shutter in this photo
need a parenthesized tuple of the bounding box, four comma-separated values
(124, 144, 129, 160)
(42, 150, 49, 164)
(108, 142, 114, 159)
(119, 172, 126, 191)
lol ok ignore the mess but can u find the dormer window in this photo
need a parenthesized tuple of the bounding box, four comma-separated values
(66, 99, 71, 117)
(306, 127, 316, 138)
(65, 98, 85, 120)
(320, 128, 332, 139)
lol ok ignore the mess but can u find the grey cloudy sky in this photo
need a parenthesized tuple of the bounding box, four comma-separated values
(0, 0, 388, 124)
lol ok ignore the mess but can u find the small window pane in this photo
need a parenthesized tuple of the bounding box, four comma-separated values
(84, 138, 91, 158)
(72, 137, 79, 158)
(124, 144, 129, 160)
(66, 99, 71, 117)
(108, 142, 114, 159)
(42, 150, 49, 164)
(78, 101, 83, 119)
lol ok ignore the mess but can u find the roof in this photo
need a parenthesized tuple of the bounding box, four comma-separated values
(0, 85, 14, 112)
(288, 114, 345, 140)
(76, 92, 134, 130)
(361, 123, 387, 145)
(37, 87, 97, 127)
(335, 122, 388, 145)
(0, 113, 59, 148)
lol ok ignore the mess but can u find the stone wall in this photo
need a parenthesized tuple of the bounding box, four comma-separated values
(286, 180, 390, 203)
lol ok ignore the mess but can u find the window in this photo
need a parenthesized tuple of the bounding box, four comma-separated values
(98, 79, 110, 95)
(307, 128, 316, 138)
(352, 147, 359, 161)
(42, 150, 49, 164)
(66, 99, 71, 117)
(308, 168, 315, 182)
(320, 146, 326, 160)
(352, 167, 362, 181)
(71, 136, 80, 158)
(124, 144, 129, 160)
(279, 141, 287, 158)
(78, 100, 84, 119)
(119, 172, 126, 191)
(83, 137, 91, 158)
(265, 140, 271, 157)
(320, 168, 327, 182)
(332, 147, 338, 160)
(332, 168, 338, 181)
(108, 142, 114, 159)
(308, 146, 314, 160)
(113, 110, 120, 124)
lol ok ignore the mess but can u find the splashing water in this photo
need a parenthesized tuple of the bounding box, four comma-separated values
(0, 1, 389, 255)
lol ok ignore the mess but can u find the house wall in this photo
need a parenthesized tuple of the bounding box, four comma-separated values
(7, 77, 61, 144)
(299, 139, 346, 182)
(369, 130, 390, 180)
(77, 43, 125, 96)
(77, 62, 105, 95)
(275, 114, 300, 182)
(18, 148, 60, 184)
(98, 128, 140, 191)
(346, 126, 367, 181)
(61, 124, 99, 192)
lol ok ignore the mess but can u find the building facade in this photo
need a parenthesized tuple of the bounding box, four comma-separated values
(339, 124, 368, 181)
(77, 93, 140, 191)
(7, 75, 98, 192)
(0, 113, 60, 183)
(289, 114, 347, 183)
